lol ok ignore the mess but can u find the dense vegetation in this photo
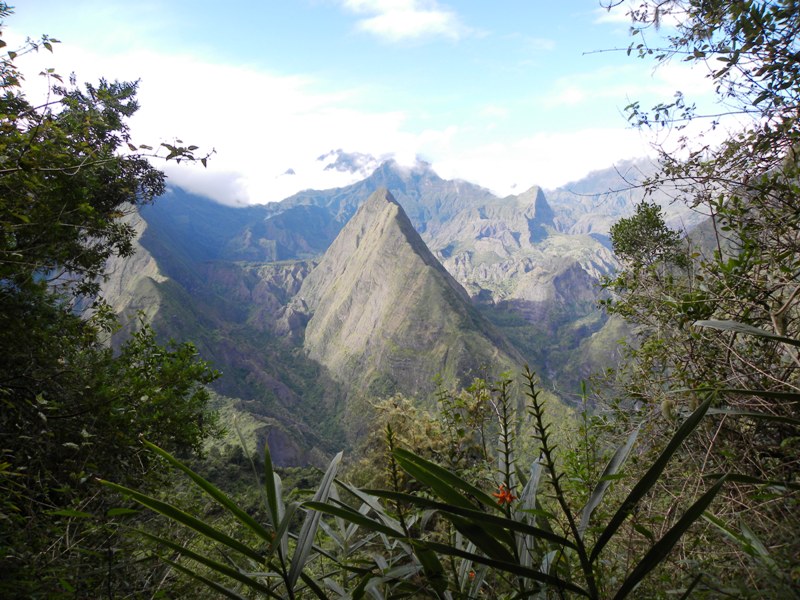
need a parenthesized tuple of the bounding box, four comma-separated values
(0, 5, 219, 596)
(2, 0, 798, 598)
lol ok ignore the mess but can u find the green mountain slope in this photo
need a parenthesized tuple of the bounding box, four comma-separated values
(297, 188, 523, 402)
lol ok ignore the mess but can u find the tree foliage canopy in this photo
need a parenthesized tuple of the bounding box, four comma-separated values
(601, 1, 800, 594)
(0, 6, 219, 596)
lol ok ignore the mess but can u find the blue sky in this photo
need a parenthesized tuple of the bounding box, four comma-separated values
(7, 1, 716, 204)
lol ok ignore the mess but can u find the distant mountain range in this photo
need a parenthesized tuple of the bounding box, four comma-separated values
(102, 157, 702, 464)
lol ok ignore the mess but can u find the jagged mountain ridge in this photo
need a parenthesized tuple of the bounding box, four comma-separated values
(102, 159, 666, 464)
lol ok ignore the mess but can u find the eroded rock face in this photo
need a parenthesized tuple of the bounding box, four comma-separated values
(101, 209, 168, 319)
(297, 188, 521, 399)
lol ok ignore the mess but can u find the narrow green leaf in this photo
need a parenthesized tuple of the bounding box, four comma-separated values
(515, 457, 544, 569)
(412, 541, 449, 594)
(288, 451, 343, 588)
(138, 531, 280, 598)
(299, 571, 329, 599)
(706, 407, 800, 426)
(579, 425, 640, 537)
(394, 448, 499, 509)
(164, 558, 248, 600)
(263, 439, 280, 529)
(100, 480, 264, 563)
(448, 513, 515, 563)
(671, 388, 800, 403)
(267, 501, 299, 559)
(591, 394, 714, 562)
(424, 540, 590, 597)
(613, 476, 726, 599)
(702, 473, 800, 491)
(304, 501, 404, 538)
(694, 319, 800, 347)
(335, 481, 404, 532)
(366, 489, 576, 549)
(143, 440, 272, 543)
(47, 509, 92, 518)
(106, 507, 139, 517)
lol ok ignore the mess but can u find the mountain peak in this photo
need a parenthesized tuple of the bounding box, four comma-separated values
(296, 189, 519, 402)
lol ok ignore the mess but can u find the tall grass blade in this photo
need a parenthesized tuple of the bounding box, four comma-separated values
(423, 540, 590, 597)
(515, 457, 543, 569)
(163, 558, 248, 600)
(365, 489, 576, 549)
(100, 480, 264, 563)
(262, 436, 281, 529)
(138, 531, 280, 598)
(706, 407, 800, 426)
(394, 448, 499, 509)
(694, 319, 800, 347)
(305, 500, 405, 537)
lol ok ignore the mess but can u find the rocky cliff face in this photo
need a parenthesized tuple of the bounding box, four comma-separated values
(296, 188, 521, 399)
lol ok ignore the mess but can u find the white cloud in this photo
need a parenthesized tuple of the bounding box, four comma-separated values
(341, 0, 467, 41)
(433, 127, 656, 194)
(543, 61, 715, 113)
(9, 36, 435, 204)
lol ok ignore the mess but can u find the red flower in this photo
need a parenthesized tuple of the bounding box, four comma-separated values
(468, 570, 476, 580)
(492, 484, 516, 506)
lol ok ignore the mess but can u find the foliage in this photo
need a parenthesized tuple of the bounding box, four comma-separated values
(0, 6, 218, 596)
(599, 0, 800, 594)
(111, 368, 737, 598)
(608, 201, 687, 268)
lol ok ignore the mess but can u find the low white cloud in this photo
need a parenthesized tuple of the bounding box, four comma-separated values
(8, 21, 712, 207)
(341, 0, 467, 41)
(544, 61, 715, 113)
(433, 127, 656, 194)
(9, 36, 433, 204)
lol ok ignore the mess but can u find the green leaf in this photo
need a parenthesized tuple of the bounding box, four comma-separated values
(411, 541, 448, 595)
(138, 531, 280, 598)
(591, 394, 714, 562)
(143, 440, 273, 543)
(702, 473, 800, 491)
(288, 451, 343, 589)
(579, 425, 640, 537)
(424, 540, 591, 597)
(365, 489, 577, 550)
(299, 571, 329, 599)
(393, 448, 499, 509)
(47, 509, 93, 518)
(613, 476, 726, 599)
(262, 438, 281, 529)
(304, 500, 404, 538)
(448, 513, 515, 562)
(164, 558, 248, 600)
(671, 388, 800, 403)
(694, 319, 800, 347)
(706, 407, 800, 426)
(99, 479, 264, 563)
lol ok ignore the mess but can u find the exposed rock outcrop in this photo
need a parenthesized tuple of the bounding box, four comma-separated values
(297, 188, 521, 399)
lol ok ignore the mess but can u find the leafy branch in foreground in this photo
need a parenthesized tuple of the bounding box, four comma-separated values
(102, 438, 342, 599)
(106, 363, 740, 598)
(310, 368, 726, 599)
